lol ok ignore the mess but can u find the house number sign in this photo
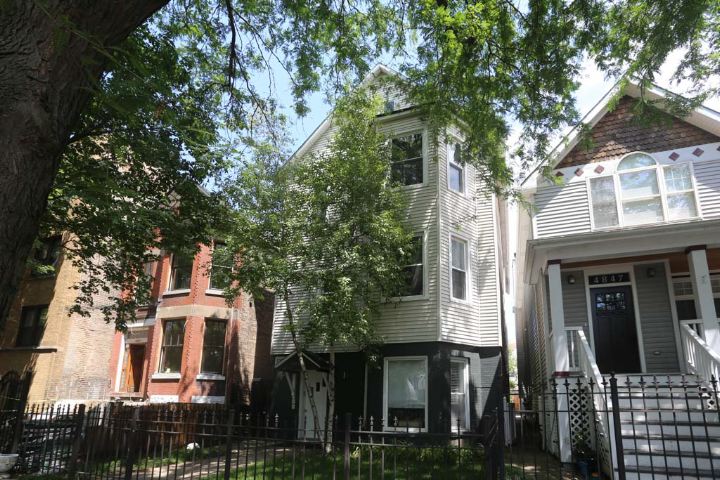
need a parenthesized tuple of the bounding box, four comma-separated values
(588, 273, 629, 285)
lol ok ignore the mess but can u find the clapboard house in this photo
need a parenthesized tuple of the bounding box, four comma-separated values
(269, 65, 509, 435)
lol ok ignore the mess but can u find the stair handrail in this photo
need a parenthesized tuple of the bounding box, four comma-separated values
(680, 323, 720, 383)
(574, 329, 617, 479)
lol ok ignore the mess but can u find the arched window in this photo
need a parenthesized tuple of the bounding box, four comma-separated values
(588, 152, 698, 229)
(616, 153, 663, 226)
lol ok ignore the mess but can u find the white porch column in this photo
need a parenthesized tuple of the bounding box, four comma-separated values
(547, 261, 572, 463)
(548, 262, 569, 373)
(687, 246, 720, 352)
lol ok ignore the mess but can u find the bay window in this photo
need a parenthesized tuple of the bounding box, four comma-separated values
(397, 235, 424, 297)
(384, 357, 427, 430)
(16, 306, 48, 347)
(391, 133, 423, 186)
(451, 236, 469, 301)
(169, 252, 193, 291)
(448, 143, 465, 194)
(159, 320, 184, 373)
(588, 152, 699, 229)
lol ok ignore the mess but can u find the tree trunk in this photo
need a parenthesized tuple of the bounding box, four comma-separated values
(0, 0, 168, 329)
(282, 288, 322, 439)
(324, 349, 336, 453)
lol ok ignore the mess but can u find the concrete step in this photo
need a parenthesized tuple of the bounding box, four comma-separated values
(622, 465, 717, 480)
(622, 436, 720, 456)
(621, 422, 720, 438)
(619, 410, 718, 423)
(623, 450, 719, 471)
(617, 396, 714, 410)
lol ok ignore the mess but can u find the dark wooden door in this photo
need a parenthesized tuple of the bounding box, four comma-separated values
(591, 286, 642, 374)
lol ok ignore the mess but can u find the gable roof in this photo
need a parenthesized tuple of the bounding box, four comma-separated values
(521, 80, 720, 189)
(290, 64, 402, 162)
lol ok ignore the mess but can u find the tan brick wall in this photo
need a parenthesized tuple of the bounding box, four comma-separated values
(558, 96, 720, 168)
(0, 247, 116, 403)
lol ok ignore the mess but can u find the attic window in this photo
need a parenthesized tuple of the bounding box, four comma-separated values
(588, 152, 699, 229)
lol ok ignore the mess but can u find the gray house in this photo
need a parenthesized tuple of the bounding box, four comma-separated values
(516, 80, 720, 478)
(269, 65, 509, 434)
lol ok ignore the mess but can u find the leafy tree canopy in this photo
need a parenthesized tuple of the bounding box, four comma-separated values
(6, 0, 716, 329)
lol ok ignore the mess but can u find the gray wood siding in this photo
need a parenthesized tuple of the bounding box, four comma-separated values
(561, 270, 588, 334)
(534, 183, 591, 238)
(695, 159, 720, 220)
(439, 137, 501, 347)
(633, 263, 680, 373)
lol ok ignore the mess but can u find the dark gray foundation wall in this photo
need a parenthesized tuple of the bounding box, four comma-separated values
(269, 343, 504, 433)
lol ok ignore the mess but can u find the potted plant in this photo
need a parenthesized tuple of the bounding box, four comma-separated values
(573, 442, 596, 480)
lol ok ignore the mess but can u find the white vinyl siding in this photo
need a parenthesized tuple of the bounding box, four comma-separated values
(439, 126, 501, 347)
(271, 113, 439, 354)
(694, 158, 720, 219)
(534, 182, 592, 238)
(534, 157, 720, 238)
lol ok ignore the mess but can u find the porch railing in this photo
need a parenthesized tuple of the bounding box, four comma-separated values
(680, 319, 705, 339)
(574, 329, 616, 479)
(680, 322, 720, 383)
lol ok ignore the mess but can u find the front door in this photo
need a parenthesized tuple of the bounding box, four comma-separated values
(298, 370, 328, 440)
(591, 286, 642, 373)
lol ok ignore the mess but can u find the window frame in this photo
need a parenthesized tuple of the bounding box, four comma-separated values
(671, 273, 720, 322)
(167, 252, 194, 293)
(387, 231, 428, 301)
(208, 241, 233, 293)
(389, 131, 426, 188)
(450, 357, 470, 432)
(587, 152, 702, 231)
(447, 142, 466, 195)
(449, 234, 471, 303)
(158, 319, 185, 374)
(383, 356, 428, 432)
(200, 319, 227, 375)
(15, 305, 49, 347)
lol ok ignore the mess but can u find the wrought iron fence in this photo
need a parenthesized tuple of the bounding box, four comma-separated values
(3, 373, 718, 479)
(3, 402, 500, 479)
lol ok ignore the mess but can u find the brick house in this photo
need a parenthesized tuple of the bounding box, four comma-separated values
(0, 234, 116, 404)
(108, 242, 274, 405)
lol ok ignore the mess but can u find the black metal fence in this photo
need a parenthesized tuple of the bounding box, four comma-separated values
(506, 373, 720, 480)
(2, 373, 718, 479)
(2, 403, 501, 480)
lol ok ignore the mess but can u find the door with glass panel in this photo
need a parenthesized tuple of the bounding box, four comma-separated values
(591, 286, 642, 373)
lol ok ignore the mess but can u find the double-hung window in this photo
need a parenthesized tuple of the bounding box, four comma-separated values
(391, 133, 423, 186)
(384, 357, 427, 430)
(169, 252, 193, 291)
(16, 306, 48, 347)
(672, 274, 720, 324)
(159, 320, 184, 373)
(201, 320, 226, 374)
(450, 358, 470, 431)
(588, 152, 699, 229)
(448, 143, 465, 194)
(32, 236, 61, 276)
(397, 235, 424, 297)
(209, 242, 233, 291)
(451, 236, 469, 301)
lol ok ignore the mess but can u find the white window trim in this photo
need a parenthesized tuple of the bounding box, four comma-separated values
(450, 357, 471, 432)
(208, 240, 233, 292)
(199, 319, 227, 376)
(447, 142, 467, 196)
(671, 271, 720, 309)
(390, 130, 428, 190)
(383, 356, 428, 432)
(587, 152, 702, 231)
(449, 233, 471, 303)
(157, 318, 185, 375)
(386, 230, 429, 302)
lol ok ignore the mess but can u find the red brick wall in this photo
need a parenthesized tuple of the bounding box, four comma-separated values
(558, 96, 720, 168)
(110, 243, 272, 405)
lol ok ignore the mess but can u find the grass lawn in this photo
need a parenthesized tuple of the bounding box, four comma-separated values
(198, 445, 486, 480)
